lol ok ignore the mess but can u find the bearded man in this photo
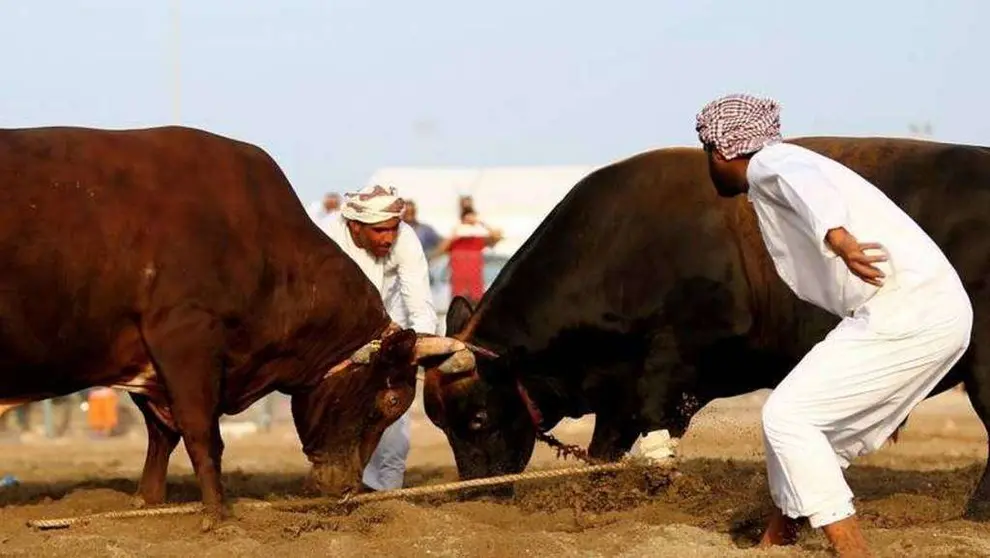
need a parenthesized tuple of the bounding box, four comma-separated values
(320, 184, 438, 491)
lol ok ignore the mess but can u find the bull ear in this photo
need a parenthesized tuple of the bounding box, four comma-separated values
(446, 296, 474, 336)
(375, 328, 419, 368)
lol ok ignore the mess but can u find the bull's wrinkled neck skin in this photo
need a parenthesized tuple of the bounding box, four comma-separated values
(274, 252, 392, 394)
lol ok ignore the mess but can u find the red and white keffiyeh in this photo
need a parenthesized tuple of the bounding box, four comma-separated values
(695, 93, 783, 160)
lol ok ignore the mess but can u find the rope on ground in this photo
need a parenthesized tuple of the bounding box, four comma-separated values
(27, 457, 675, 530)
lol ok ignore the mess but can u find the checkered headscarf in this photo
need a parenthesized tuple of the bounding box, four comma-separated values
(695, 94, 782, 160)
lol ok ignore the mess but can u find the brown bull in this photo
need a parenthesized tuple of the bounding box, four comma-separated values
(0, 125, 476, 528)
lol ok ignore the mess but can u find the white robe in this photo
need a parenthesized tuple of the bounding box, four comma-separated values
(319, 213, 439, 490)
(320, 213, 438, 335)
(747, 143, 972, 527)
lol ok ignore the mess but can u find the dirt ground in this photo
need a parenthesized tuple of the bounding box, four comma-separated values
(1, 387, 989, 557)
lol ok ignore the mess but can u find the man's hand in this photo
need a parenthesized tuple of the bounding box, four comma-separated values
(825, 227, 887, 287)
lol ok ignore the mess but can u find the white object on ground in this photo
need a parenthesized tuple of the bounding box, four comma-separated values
(630, 429, 678, 461)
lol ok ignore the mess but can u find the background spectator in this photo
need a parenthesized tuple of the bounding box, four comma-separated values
(402, 200, 442, 254)
(430, 205, 502, 305)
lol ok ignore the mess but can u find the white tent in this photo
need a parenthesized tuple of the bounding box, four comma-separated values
(363, 165, 598, 257)
(303, 164, 601, 315)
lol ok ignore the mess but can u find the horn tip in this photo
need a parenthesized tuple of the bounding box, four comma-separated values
(438, 349, 477, 374)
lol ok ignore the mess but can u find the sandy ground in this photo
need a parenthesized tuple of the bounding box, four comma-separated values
(0, 386, 989, 557)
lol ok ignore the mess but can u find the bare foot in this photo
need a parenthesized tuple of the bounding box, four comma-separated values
(822, 516, 872, 557)
(758, 508, 802, 547)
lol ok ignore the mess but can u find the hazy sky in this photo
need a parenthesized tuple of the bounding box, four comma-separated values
(2, 1, 985, 205)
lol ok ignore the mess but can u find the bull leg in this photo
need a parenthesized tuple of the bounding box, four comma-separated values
(961, 346, 990, 520)
(130, 393, 180, 507)
(950, 290, 990, 521)
(140, 309, 227, 531)
(588, 414, 641, 461)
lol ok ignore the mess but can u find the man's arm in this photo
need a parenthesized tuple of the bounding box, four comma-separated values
(759, 163, 886, 285)
(760, 163, 850, 256)
(824, 228, 887, 286)
(478, 221, 503, 248)
(395, 225, 440, 334)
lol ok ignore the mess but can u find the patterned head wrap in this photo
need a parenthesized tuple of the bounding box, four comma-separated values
(341, 184, 407, 224)
(695, 94, 783, 160)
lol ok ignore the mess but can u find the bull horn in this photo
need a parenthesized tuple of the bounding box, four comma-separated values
(414, 336, 466, 360)
(324, 358, 353, 379)
(350, 339, 382, 364)
(436, 349, 477, 374)
(463, 341, 500, 359)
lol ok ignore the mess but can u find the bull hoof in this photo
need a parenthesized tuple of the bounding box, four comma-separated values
(963, 499, 990, 521)
(131, 493, 165, 509)
(199, 505, 232, 533)
(458, 484, 514, 501)
(200, 514, 222, 533)
(300, 475, 322, 496)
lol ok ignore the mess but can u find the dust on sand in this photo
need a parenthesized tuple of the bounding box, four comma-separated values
(1, 387, 989, 557)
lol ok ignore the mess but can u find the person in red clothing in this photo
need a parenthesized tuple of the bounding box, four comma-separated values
(430, 204, 502, 305)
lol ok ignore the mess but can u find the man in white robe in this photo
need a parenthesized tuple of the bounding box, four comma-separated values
(319, 184, 439, 491)
(694, 93, 972, 557)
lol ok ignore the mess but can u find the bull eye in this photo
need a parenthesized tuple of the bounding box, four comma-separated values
(388, 395, 399, 406)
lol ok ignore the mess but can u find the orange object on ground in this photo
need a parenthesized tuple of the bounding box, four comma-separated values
(87, 388, 119, 435)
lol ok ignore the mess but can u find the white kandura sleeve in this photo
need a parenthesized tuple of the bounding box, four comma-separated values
(758, 163, 851, 256)
(394, 226, 440, 335)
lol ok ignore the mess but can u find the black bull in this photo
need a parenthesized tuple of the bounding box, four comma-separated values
(422, 136, 990, 518)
